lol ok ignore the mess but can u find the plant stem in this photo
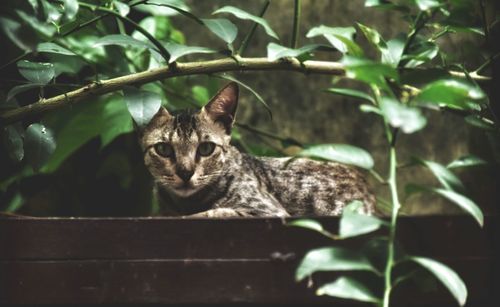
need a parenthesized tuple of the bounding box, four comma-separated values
(238, 0, 271, 56)
(291, 0, 301, 48)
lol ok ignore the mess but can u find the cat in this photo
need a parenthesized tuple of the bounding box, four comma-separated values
(140, 82, 375, 217)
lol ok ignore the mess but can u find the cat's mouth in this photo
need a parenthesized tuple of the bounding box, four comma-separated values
(171, 182, 200, 197)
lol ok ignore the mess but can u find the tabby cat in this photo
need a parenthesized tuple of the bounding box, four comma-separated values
(140, 82, 375, 217)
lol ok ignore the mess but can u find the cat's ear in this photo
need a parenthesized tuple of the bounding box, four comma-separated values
(202, 82, 239, 133)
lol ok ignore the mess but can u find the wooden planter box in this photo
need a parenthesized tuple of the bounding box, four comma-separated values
(0, 216, 498, 306)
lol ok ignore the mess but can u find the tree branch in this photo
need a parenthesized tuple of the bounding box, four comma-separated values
(0, 57, 344, 126)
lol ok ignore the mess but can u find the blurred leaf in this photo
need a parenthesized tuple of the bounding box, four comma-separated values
(360, 104, 382, 115)
(412, 157, 465, 192)
(406, 184, 483, 227)
(410, 257, 467, 306)
(414, 0, 442, 10)
(298, 144, 374, 169)
(164, 42, 215, 63)
(316, 276, 380, 303)
(93, 34, 158, 51)
(379, 97, 427, 133)
(37, 42, 76, 55)
(341, 56, 398, 91)
(7, 84, 41, 102)
(403, 41, 439, 68)
(365, 0, 410, 11)
(123, 87, 162, 127)
(325, 87, 375, 103)
(447, 155, 487, 169)
(134, 0, 191, 17)
(288, 219, 325, 232)
(357, 23, 385, 49)
(464, 115, 495, 131)
(2, 125, 24, 162)
(41, 1, 63, 23)
(191, 85, 210, 106)
(16, 9, 56, 37)
(202, 18, 238, 44)
(17, 61, 55, 85)
(382, 36, 405, 67)
(0, 17, 38, 51)
(63, 0, 79, 20)
(24, 123, 56, 170)
(113, 1, 130, 17)
(213, 6, 279, 39)
(267, 43, 322, 61)
(339, 201, 386, 238)
(415, 79, 486, 110)
(307, 26, 363, 56)
(296, 247, 376, 281)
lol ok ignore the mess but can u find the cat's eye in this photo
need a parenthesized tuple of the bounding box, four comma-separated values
(154, 142, 174, 158)
(197, 142, 216, 156)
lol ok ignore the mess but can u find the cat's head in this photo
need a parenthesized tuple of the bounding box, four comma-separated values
(140, 82, 239, 197)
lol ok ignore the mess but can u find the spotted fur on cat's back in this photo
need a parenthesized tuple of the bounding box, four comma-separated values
(140, 82, 375, 217)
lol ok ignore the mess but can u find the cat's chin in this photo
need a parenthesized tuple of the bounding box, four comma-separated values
(170, 185, 201, 197)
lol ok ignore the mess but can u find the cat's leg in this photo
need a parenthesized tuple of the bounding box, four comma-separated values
(185, 205, 290, 218)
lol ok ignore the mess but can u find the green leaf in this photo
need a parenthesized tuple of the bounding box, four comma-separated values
(24, 123, 56, 170)
(414, 0, 442, 10)
(415, 79, 486, 110)
(63, 0, 79, 20)
(307, 26, 363, 56)
(202, 18, 238, 44)
(382, 36, 405, 67)
(403, 41, 439, 68)
(266, 43, 322, 61)
(296, 247, 376, 281)
(134, 0, 192, 17)
(123, 87, 162, 127)
(288, 219, 325, 232)
(213, 6, 279, 40)
(464, 115, 495, 131)
(7, 84, 41, 102)
(16, 10, 56, 37)
(359, 104, 382, 115)
(191, 85, 210, 106)
(164, 42, 215, 63)
(298, 144, 374, 169)
(17, 61, 55, 85)
(113, 1, 130, 17)
(324, 88, 375, 103)
(406, 184, 483, 227)
(0, 17, 37, 51)
(316, 276, 380, 303)
(447, 155, 487, 169)
(339, 201, 386, 238)
(93, 34, 158, 51)
(2, 125, 24, 162)
(379, 97, 427, 134)
(341, 56, 398, 91)
(412, 157, 465, 192)
(37, 42, 76, 56)
(410, 257, 467, 306)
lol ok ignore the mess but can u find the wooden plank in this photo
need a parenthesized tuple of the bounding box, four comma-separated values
(0, 216, 496, 260)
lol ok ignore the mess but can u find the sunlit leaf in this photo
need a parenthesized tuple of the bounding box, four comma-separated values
(379, 97, 426, 134)
(447, 155, 487, 169)
(41, 1, 62, 23)
(123, 87, 162, 127)
(341, 56, 398, 91)
(325, 87, 375, 103)
(339, 201, 386, 238)
(410, 257, 467, 306)
(316, 276, 380, 303)
(296, 247, 376, 281)
(412, 157, 465, 192)
(164, 42, 215, 63)
(415, 79, 486, 110)
(17, 61, 55, 85)
(298, 144, 374, 169)
(93, 34, 158, 50)
(382, 36, 405, 67)
(202, 18, 238, 44)
(405, 184, 483, 227)
(24, 123, 56, 170)
(213, 6, 279, 39)
(307, 26, 363, 56)
(134, 0, 191, 17)
(37, 42, 76, 56)
(267, 43, 322, 61)
(403, 41, 439, 68)
(288, 219, 325, 232)
(414, 0, 442, 11)
(2, 125, 24, 162)
(359, 104, 382, 115)
(63, 0, 79, 20)
(113, 1, 130, 17)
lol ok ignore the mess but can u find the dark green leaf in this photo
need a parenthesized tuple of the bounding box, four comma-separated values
(403, 41, 439, 68)
(24, 123, 56, 170)
(324, 88, 375, 103)
(296, 247, 376, 281)
(16, 10, 56, 37)
(267, 43, 322, 61)
(123, 87, 162, 127)
(339, 201, 386, 238)
(298, 144, 374, 169)
(17, 61, 55, 85)
(0, 17, 37, 51)
(410, 257, 467, 306)
(341, 56, 398, 91)
(63, 0, 79, 20)
(202, 18, 238, 44)
(406, 184, 483, 227)
(415, 79, 486, 110)
(316, 276, 380, 303)
(2, 125, 24, 162)
(412, 157, 465, 192)
(164, 42, 215, 63)
(213, 6, 279, 39)
(37, 42, 76, 55)
(7, 84, 41, 102)
(447, 155, 487, 169)
(379, 97, 427, 133)
(307, 26, 363, 56)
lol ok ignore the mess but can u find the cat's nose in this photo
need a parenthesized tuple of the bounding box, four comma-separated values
(177, 168, 194, 182)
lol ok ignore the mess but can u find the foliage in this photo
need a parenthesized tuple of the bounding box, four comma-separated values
(0, 0, 497, 305)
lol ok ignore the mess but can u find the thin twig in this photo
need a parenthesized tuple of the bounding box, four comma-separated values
(291, 0, 301, 48)
(238, 0, 271, 56)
